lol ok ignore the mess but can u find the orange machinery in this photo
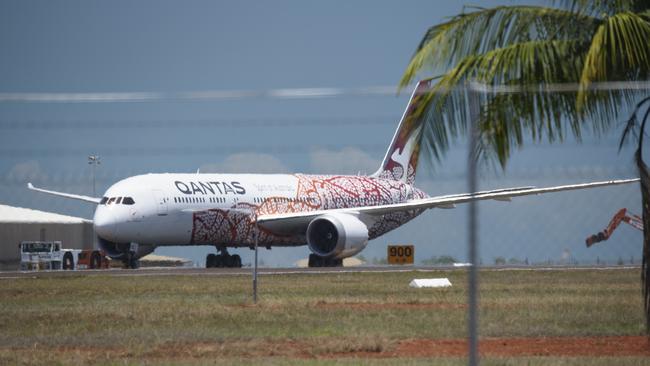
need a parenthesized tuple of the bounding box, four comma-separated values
(585, 208, 643, 247)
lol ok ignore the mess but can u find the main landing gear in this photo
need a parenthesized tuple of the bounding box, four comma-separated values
(206, 248, 242, 268)
(308, 254, 343, 268)
(122, 251, 140, 269)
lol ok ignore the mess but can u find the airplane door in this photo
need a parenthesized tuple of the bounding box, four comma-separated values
(152, 189, 168, 216)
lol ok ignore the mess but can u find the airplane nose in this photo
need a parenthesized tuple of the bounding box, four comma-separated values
(94, 208, 116, 240)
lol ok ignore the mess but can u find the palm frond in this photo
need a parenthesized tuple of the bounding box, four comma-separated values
(555, 0, 650, 16)
(578, 12, 650, 108)
(400, 5, 598, 88)
(436, 39, 587, 87)
(419, 40, 587, 165)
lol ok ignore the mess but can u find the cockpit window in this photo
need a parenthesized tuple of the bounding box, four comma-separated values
(123, 197, 135, 205)
(100, 197, 108, 205)
(107, 197, 116, 205)
(116, 197, 123, 204)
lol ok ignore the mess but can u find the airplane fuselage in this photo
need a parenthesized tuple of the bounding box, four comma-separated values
(94, 173, 428, 250)
(27, 78, 640, 268)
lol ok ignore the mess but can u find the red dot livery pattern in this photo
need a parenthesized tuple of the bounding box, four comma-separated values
(190, 174, 427, 247)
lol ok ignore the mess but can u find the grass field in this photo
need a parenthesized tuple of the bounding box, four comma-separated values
(1, 268, 649, 365)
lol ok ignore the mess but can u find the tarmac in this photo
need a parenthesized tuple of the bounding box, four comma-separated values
(0, 264, 639, 279)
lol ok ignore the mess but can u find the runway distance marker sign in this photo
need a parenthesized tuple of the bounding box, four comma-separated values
(387, 245, 414, 265)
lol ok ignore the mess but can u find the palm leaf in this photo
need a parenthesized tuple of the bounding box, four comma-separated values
(578, 11, 650, 109)
(400, 5, 598, 88)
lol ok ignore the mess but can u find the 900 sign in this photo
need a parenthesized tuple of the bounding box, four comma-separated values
(387, 245, 414, 265)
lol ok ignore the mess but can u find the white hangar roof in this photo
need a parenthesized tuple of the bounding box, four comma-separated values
(0, 204, 91, 224)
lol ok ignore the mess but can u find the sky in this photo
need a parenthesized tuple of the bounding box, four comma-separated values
(0, 0, 643, 267)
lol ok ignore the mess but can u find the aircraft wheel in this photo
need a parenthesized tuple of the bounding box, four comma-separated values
(308, 254, 322, 268)
(90, 251, 101, 269)
(223, 255, 232, 268)
(308, 254, 342, 268)
(214, 255, 224, 268)
(206, 253, 216, 268)
(124, 252, 139, 269)
(232, 255, 242, 268)
(63, 252, 74, 270)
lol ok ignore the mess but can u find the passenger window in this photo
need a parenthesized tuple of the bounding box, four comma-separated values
(123, 197, 135, 205)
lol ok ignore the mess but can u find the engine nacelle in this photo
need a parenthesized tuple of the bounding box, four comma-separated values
(306, 213, 369, 259)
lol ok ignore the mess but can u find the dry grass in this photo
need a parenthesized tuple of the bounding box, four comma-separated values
(0, 268, 646, 364)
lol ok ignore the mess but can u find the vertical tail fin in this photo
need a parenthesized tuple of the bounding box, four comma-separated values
(372, 79, 432, 184)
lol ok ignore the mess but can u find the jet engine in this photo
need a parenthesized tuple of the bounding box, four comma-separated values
(306, 213, 369, 259)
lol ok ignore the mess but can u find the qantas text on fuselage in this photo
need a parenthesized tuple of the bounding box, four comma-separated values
(174, 181, 246, 195)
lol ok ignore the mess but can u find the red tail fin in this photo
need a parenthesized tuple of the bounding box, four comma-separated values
(373, 79, 432, 184)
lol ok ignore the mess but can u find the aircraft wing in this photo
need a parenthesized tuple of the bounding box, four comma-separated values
(256, 178, 639, 234)
(27, 183, 102, 204)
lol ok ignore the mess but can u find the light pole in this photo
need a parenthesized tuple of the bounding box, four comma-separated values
(88, 155, 100, 196)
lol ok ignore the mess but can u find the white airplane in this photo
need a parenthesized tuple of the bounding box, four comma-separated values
(28, 79, 639, 268)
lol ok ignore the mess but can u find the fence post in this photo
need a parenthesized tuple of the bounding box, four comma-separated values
(467, 83, 481, 366)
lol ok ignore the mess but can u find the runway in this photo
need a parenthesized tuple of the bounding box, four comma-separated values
(0, 264, 639, 279)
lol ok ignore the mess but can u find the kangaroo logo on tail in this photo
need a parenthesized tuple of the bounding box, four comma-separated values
(373, 79, 431, 185)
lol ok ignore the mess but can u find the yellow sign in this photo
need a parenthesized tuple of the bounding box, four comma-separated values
(387, 245, 414, 265)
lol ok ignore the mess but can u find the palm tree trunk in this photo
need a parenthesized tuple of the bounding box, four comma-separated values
(633, 96, 650, 333)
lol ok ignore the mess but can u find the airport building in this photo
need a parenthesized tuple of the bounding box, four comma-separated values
(0, 204, 94, 270)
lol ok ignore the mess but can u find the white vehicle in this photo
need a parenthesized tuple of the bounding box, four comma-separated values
(19, 241, 80, 271)
(27, 79, 639, 269)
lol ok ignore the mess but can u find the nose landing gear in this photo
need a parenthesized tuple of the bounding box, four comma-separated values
(122, 251, 140, 269)
(206, 247, 242, 268)
(121, 243, 140, 269)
